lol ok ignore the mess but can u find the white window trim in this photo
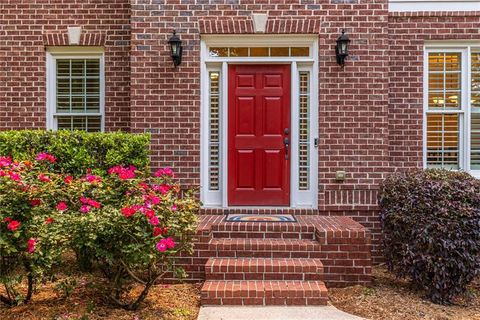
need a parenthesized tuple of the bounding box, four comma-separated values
(424, 44, 480, 178)
(46, 47, 105, 131)
(200, 35, 319, 208)
(390, 0, 480, 12)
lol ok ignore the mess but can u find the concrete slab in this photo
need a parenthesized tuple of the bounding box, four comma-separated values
(197, 305, 366, 320)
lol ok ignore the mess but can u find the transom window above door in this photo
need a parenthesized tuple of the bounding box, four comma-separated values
(209, 47, 310, 58)
(424, 45, 480, 176)
(47, 47, 104, 132)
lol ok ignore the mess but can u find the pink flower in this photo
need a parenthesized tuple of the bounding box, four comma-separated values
(4, 217, 12, 223)
(0, 156, 12, 167)
(153, 184, 172, 195)
(30, 199, 41, 207)
(150, 196, 161, 205)
(85, 174, 102, 184)
(38, 173, 51, 182)
(108, 165, 136, 180)
(64, 175, 73, 184)
(121, 206, 137, 218)
(87, 199, 101, 209)
(155, 237, 175, 252)
(80, 205, 91, 213)
(156, 242, 167, 252)
(27, 238, 36, 253)
(149, 215, 160, 226)
(164, 237, 176, 249)
(9, 172, 21, 181)
(171, 204, 177, 212)
(56, 202, 68, 211)
(35, 152, 56, 163)
(7, 220, 21, 231)
(154, 167, 175, 178)
(45, 217, 54, 224)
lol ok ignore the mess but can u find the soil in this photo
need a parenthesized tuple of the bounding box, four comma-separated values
(2, 265, 479, 320)
(0, 273, 201, 320)
(329, 265, 480, 320)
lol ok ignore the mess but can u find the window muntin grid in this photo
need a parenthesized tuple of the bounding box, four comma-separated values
(299, 71, 310, 190)
(209, 47, 310, 58)
(208, 71, 220, 190)
(55, 58, 102, 132)
(426, 52, 462, 169)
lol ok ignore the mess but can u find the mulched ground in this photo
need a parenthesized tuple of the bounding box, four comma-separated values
(329, 265, 480, 320)
(0, 273, 201, 320)
(2, 265, 479, 320)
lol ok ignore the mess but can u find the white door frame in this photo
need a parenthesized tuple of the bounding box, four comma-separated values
(200, 35, 319, 208)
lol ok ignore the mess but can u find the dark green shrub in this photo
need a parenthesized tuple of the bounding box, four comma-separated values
(379, 169, 480, 304)
(0, 130, 150, 176)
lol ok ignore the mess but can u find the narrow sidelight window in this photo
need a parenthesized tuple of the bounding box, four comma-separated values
(208, 71, 221, 190)
(47, 50, 104, 131)
(299, 71, 310, 190)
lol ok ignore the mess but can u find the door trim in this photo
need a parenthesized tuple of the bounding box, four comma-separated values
(200, 35, 319, 209)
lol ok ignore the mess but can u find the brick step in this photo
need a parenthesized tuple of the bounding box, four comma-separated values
(201, 280, 328, 306)
(205, 258, 323, 281)
(209, 238, 321, 258)
(211, 222, 315, 239)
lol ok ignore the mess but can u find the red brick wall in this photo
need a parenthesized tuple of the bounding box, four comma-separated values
(0, 0, 131, 131)
(388, 11, 480, 171)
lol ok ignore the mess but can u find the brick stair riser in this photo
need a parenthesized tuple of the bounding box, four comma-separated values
(205, 272, 323, 281)
(212, 231, 315, 240)
(211, 224, 316, 240)
(201, 297, 328, 306)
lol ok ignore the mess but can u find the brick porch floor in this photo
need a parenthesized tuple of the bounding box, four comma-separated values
(176, 215, 372, 306)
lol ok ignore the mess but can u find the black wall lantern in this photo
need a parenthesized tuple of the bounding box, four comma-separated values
(168, 30, 183, 67)
(335, 29, 350, 67)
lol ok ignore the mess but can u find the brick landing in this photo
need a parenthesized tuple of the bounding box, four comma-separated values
(180, 215, 372, 306)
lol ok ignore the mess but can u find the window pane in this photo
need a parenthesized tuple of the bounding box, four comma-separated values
(250, 47, 269, 57)
(209, 47, 228, 57)
(57, 116, 101, 132)
(271, 47, 289, 57)
(209, 71, 220, 190)
(298, 71, 310, 190)
(426, 114, 459, 169)
(229, 47, 248, 57)
(291, 47, 309, 57)
(55, 58, 101, 115)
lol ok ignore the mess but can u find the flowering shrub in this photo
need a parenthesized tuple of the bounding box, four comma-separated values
(0, 156, 70, 305)
(0, 152, 199, 310)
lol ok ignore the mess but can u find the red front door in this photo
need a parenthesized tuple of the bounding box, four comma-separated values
(228, 64, 291, 206)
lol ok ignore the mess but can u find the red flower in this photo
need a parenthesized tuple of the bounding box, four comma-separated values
(153, 227, 168, 237)
(64, 175, 73, 184)
(121, 206, 137, 218)
(27, 238, 36, 254)
(7, 220, 21, 231)
(45, 217, 54, 224)
(4, 217, 12, 223)
(30, 199, 41, 207)
(145, 209, 155, 219)
(56, 201, 68, 211)
(87, 199, 101, 209)
(9, 172, 21, 181)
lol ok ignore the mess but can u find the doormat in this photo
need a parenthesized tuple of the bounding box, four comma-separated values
(224, 214, 296, 222)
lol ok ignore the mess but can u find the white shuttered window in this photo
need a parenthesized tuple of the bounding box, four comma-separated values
(425, 47, 480, 176)
(47, 49, 104, 132)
